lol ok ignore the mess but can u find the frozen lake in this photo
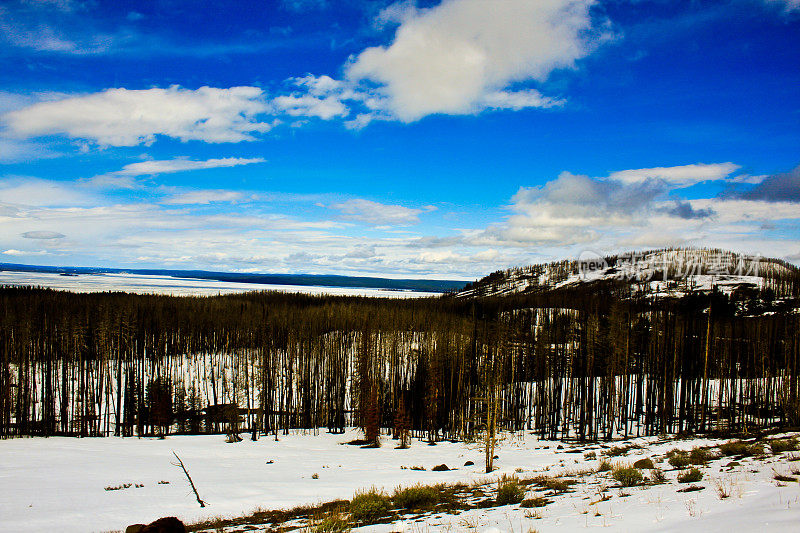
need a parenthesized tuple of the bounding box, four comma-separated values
(0, 270, 441, 298)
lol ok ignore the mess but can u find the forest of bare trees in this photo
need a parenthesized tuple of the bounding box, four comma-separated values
(1, 275, 798, 443)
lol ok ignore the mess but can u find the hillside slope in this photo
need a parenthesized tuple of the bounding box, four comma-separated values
(458, 248, 799, 299)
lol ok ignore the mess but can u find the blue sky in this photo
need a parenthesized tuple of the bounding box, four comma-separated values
(0, 0, 798, 279)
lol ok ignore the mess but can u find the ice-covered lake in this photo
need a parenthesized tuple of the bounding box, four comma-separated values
(0, 271, 441, 298)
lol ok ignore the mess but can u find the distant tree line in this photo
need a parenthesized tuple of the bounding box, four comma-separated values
(1, 281, 798, 442)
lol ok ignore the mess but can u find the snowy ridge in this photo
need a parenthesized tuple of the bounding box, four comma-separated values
(458, 248, 799, 299)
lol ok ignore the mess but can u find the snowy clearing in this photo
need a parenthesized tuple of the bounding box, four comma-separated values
(0, 271, 440, 298)
(1, 430, 799, 533)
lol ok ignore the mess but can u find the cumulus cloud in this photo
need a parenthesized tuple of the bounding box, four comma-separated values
(0, 0, 612, 148)
(3, 86, 275, 146)
(274, 75, 382, 123)
(22, 230, 64, 239)
(737, 165, 800, 203)
(345, 0, 601, 121)
(331, 198, 427, 225)
(423, 162, 762, 249)
(505, 170, 665, 229)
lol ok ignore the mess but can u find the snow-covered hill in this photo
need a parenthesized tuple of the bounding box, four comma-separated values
(458, 248, 799, 299)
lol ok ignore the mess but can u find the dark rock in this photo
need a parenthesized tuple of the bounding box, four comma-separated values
(432, 464, 450, 471)
(464, 460, 474, 466)
(127, 517, 186, 533)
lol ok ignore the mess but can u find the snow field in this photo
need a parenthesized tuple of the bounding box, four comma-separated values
(1, 430, 799, 533)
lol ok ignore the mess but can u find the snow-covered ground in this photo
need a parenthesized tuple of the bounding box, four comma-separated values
(1, 430, 798, 533)
(0, 271, 440, 298)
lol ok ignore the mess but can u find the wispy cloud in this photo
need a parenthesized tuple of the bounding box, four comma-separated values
(608, 163, 740, 188)
(0, 177, 95, 206)
(85, 157, 267, 189)
(161, 190, 246, 205)
(765, 0, 800, 13)
(114, 157, 266, 177)
(331, 198, 431, 225)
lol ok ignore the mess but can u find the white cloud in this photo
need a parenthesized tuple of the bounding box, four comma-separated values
(271, 94, 349, 120)
(690, 198, 800, 223)
(291, 75, 351, 98)
(426, 163, 755, 249)
(0, 138, 54, 163)
(344, 245, 377, 259)
(2, 24, 111, 54)
(114, 157, 265, 176)
(331, 198, 425, 225)
(3, 86, 274, 146)
(86, 157, 267, 188)
(0, 177, 94, 206)
(608, 163, 740, 188)
(2, 248, 49, 256)
(481, 90, 564, 111)
(161, 190, 246, 205)
(81, 175, 140, 190)
(346, 0, 600, 121)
